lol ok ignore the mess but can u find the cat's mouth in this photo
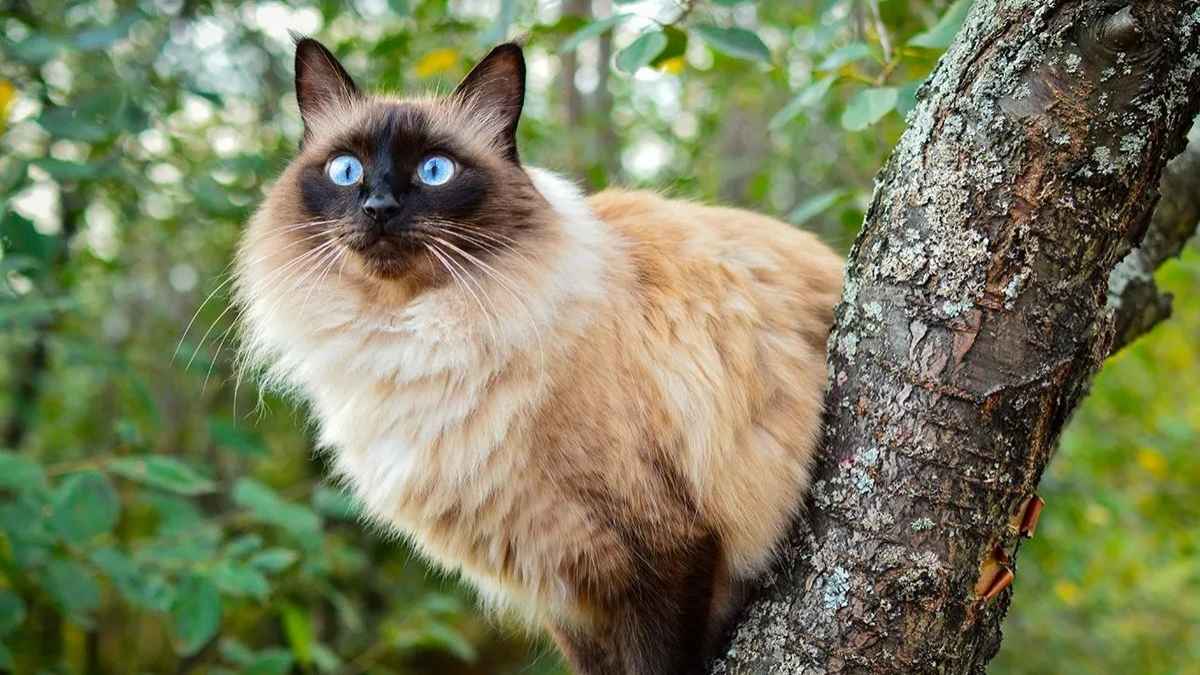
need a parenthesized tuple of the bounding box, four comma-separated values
(341, 228, 425, 278)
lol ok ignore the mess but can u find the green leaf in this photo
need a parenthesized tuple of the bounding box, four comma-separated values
(42, 558, 102, 620)
(140, 524, 221, 566)
(909, 0, 973, 49)
(0, 590, 25, 636)
(90, 546, 172, 611)
(208, 418, 266, 456)
(788, 190, 849, 225)
(0, 160, 29, 195)
(560, 14, 631, 53)
(50, 471, 120, 542)
(615, 31, 668, 74)
(281, 603, 314, 666)
(840, 87, 898, 131)
(311, 643, 341, 673)
(37, 107, 110, 143)
(0, 296, 77, 328)
(4, 35, 63, 65)
(74, 12, 142, 51)
(212, 560, 270, 599)
(0, 642, 11, 670)
(896, 80, 923, 117)
(392, 620, 478, 663)
(769, 75, 836, 130)
(0, 451, 46, 491)
(109, 456, 216, 496)
(249, 548, 299, 573)
(147, 493, 205, 534)
(0, 493, 55, 569)
(172, 574, 222, 656)
(232, 478, 321, 538)
(245, 648, 294, 675)
(224, 533, 264, 559)
(34, 158, 105, 183)
(219, 638, 257, 666)
(190, 176, 243, 216)
(137, 575, 176, 612)
(652, 26, 688, 66)
(818, 42, 872, 70)
(692, 24, 771, 62)
(312, 485, 361, 520)
(1, 210, 58, 265)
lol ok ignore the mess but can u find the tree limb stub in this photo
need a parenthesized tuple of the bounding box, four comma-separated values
(714, 1, 1200, 673)
(1107, 142, 1200, 350)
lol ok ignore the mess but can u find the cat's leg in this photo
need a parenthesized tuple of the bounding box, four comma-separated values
(548, 622, 624, 675)
(615, 534, 724, 675)
(551, 534, 726, 675)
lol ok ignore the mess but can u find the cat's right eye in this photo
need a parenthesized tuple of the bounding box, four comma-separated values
(327, 155, 364, 186)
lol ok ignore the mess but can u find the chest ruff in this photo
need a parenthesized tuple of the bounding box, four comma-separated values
(236, 168, 841, 627)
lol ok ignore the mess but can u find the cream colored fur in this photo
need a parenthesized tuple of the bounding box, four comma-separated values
(236, 165, 842, 626)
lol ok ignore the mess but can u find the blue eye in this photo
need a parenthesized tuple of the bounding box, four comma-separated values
(327, 155, 363, 186)
(416, 155, 455, 186)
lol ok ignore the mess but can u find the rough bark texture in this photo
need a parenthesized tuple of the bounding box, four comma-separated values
(713, 1, 1200, 673)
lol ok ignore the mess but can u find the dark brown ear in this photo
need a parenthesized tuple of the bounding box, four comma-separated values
(453, 43, 526, 163)
(294, 36, 360, 143)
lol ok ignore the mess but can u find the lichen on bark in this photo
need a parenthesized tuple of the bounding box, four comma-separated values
(712, 1, 1200, 673)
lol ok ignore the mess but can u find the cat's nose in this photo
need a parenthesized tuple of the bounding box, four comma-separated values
(362, 192, 400, 222)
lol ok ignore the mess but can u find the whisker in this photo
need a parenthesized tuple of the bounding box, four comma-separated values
(300, 242, 345, 315)
(189, 239, 337, 371)
(174, 274, 238, 362)
(428, 220, 536, 268)
(428, 235, 548, 385)
(424, 241, 500, 351)
(176, 228, 335, 361)
(433, 225, 533, 268)
(202, 315, 239, 394)
(255, 237, 343, 323)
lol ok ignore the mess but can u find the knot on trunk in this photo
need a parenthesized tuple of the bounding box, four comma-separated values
(1077, 2, 1170, 71)
(1097, 6, 1140, 51)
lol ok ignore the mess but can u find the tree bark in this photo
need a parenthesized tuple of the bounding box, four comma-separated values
(713, 1, 1200, 673)
(559, 0, 590, 180)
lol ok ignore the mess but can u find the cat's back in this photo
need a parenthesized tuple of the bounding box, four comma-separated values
(581, 187, 844, 577)
(587, 188, 843, 346)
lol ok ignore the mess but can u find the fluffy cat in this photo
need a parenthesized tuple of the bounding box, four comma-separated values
(234, 38, 843, 675)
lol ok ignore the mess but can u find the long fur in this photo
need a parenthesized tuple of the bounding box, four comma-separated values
(234, 42, 843, 674)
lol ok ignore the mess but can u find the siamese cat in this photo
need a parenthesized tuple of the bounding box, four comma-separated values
(234, 38, 843, 674)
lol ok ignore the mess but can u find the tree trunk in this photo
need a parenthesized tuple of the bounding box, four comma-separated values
(559, 0, 590, 180)
(713, 1, 1200, 673)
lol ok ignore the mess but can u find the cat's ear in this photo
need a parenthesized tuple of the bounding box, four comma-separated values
(454, 43, 526, 163)
(293, 36, 360, 142)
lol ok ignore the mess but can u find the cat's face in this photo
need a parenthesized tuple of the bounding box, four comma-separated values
(247, 40, 550, 290)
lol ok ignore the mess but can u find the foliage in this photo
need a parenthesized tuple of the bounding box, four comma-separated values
(0, 0, 1195, 673)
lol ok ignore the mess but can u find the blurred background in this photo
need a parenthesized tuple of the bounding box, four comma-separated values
(0, 0, 1196, 673)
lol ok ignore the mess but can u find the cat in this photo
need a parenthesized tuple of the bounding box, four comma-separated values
(234, 38, 843, 675)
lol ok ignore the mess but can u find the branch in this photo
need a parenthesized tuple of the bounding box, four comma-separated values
(713, 1, 1200, 672)
(1107, 142, 1200, 351)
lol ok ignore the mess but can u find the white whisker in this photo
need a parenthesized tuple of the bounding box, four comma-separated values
(176, 228, 336, 362)
(424, 241, 500, 352)
(428, 235, 548, 386)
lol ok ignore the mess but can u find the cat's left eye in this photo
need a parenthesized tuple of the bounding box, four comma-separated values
(327, 155, 364, 186)
(416, 155, 455, 186)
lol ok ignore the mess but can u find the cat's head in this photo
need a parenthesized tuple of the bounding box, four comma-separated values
(243, 39, 553, 293)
